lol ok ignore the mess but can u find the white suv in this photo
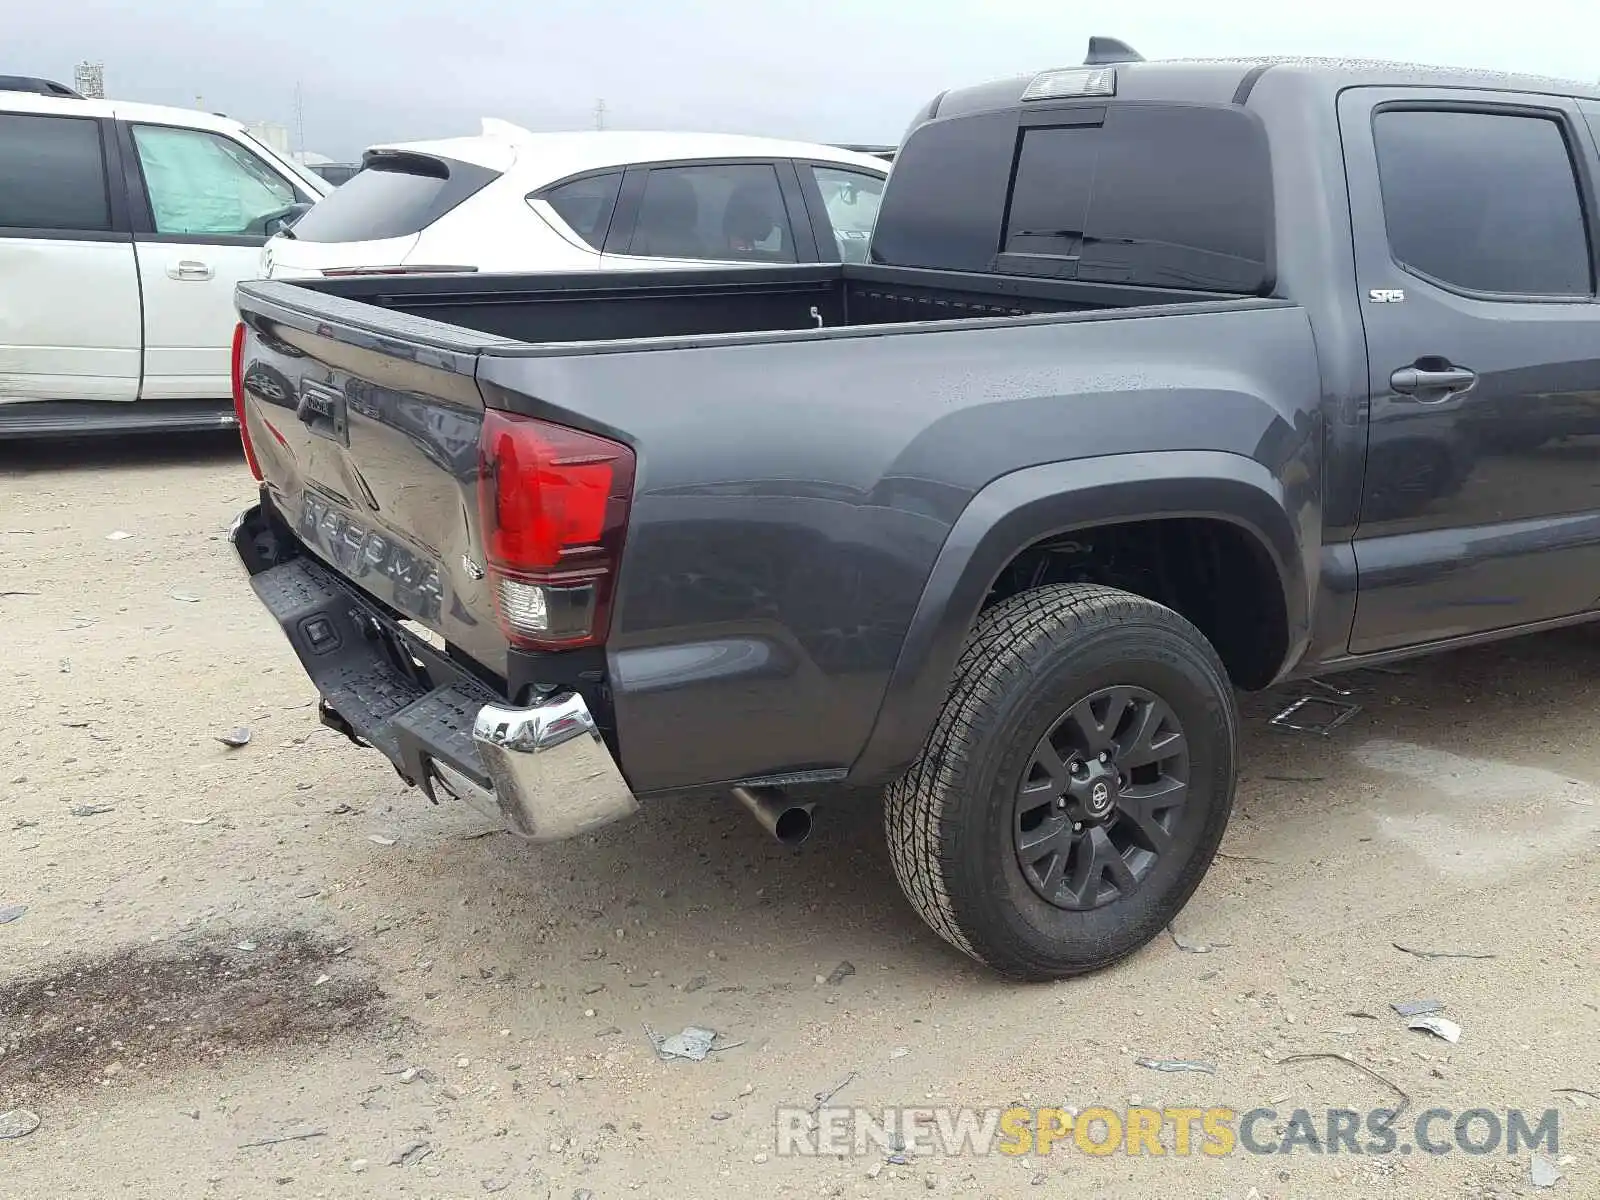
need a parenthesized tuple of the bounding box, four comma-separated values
(261, 124, 888, 279)
(0, 78, 328, 437)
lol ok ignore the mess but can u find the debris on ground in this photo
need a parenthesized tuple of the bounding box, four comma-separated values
(105, 530, 134, 541)
(825, 961, 856, 985)
(0, 1109, 41, 1140)
(1393, 942, 1497, 960)
(239, 1129, 325, 1149)
(656, 1026, 718, 1062)
(1407, 1015, 1462, 1044)
(1531, 1152, 1563, 1189)
(811, 1070, 859, 1113)
(69, 804, 114, 817)
(391, 1141, 433, 1167)
(1167, 925, 1217, 954)
(367, 835, 396, 847)
(1390, 1000, 1444, 1018)
(683, 974, 708, 993)
(1279, 1052, 1410, 1116)
(177, 816, 214, 826)
(1135, 1057, 1217, 1074)
(1268, 695, 1362, 736)
(216, 727, 251, 748)
(0, 904, 26, 925)
(171, 591, 202, 604)
(890, 1047, 909, 1059)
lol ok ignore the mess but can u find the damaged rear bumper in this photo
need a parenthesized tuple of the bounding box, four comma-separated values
(230, 503, 638, 842)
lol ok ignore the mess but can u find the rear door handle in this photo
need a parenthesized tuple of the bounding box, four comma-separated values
(167, 259, 214, 281)
(1390, 363, 1477, 401)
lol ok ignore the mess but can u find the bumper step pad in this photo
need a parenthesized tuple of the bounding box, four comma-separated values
(250, 556, 491, 787)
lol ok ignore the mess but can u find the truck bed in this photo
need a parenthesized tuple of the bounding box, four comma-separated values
(296, 262, 1258, 347)
(234, 263, 1308, 799)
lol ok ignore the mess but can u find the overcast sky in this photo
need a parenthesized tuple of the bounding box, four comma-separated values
(16, 0, 1600, 158)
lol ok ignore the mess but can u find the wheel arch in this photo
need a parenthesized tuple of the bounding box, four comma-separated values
(848, 450, 1313, 784)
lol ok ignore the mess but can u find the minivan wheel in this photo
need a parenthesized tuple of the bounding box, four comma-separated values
(883, 583, 1237, 981)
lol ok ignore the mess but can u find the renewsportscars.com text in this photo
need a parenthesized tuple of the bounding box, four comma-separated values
(776, 1105, 1560, 1159)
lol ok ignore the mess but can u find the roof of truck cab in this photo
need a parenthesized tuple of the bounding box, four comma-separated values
(929, 55, 1600, 121)
(362, 127, 892, 182)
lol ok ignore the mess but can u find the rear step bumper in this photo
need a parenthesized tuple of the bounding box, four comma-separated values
(231, 504, 638, 842)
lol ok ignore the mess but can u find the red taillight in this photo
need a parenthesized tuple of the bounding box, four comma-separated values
(231, 321, 263, 481)
(477, 410, 635, 650)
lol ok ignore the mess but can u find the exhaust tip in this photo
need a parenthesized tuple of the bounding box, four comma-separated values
(732, 785, 816, 847)
(772, 804, 814, 846)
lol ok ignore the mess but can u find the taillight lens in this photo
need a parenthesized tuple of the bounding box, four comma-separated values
(231, 321, 263, 481)
(477, 410, 635, 649)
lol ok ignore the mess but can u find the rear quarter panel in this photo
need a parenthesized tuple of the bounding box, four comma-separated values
(476, 301, 1324, 794)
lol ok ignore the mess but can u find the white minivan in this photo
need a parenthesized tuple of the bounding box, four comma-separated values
(0, 77, 328, 437)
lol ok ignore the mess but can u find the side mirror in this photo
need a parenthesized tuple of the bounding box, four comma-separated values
(264, 202, 313, 238)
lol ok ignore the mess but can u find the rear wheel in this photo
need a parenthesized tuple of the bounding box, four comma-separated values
(883, 583, 1237, 981)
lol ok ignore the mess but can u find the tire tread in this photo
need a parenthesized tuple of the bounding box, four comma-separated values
(882, 583, 1235, 979)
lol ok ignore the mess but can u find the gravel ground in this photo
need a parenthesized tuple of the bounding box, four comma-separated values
(1, 433, 1597, 1199)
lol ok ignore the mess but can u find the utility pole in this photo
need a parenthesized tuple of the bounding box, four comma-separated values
(593, 98, 607, 131)
(294, 81, 305, 156)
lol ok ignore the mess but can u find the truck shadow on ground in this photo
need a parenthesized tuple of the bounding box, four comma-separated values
(361, 622, 1600, 1016)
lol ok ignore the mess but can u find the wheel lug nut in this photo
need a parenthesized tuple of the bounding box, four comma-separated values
(1072, 822, 1082, 832)
(1099, 751, 1110, 763)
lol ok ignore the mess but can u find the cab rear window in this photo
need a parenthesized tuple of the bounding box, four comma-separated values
(287, 152, 500, 243)
(875, 102, 1274, 294)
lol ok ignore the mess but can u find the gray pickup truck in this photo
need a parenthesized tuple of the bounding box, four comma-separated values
(229, 42, 1600, 980)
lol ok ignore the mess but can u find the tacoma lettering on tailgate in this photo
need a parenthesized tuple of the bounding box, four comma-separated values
(299, 492, 444, 626)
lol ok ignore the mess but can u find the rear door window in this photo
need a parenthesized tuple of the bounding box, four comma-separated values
(0, 112, 112, 232)
(1374, 108, 1591, 297)
(288, 152, 500, 243)
(622, 163, 796, 262)
(540, 172, 622, 249)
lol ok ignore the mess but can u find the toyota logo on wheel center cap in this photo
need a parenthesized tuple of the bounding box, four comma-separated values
(1089, 780, 1112, 812)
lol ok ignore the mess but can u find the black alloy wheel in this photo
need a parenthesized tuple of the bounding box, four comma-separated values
(1013, 685, 1189, 911)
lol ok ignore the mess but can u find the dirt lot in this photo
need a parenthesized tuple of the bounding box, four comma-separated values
(1, 434, 1597, 1199)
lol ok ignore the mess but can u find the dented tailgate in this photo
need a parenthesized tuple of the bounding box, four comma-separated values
(233, 280, 514, 678)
